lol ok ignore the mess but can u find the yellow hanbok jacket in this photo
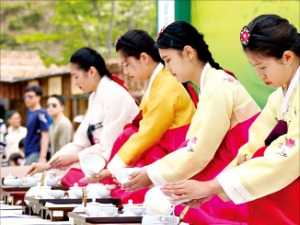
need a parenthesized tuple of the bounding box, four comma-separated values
(108, 63, 195, 173)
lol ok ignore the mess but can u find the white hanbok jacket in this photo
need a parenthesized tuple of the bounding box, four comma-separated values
(54, 76, 139, 173)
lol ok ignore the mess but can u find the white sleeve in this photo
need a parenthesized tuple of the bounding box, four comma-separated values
(79, 85, 138, 162)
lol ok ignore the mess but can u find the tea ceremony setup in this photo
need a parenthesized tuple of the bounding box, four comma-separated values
(1, 166, 186, 225)
(1, 1, 299, 225)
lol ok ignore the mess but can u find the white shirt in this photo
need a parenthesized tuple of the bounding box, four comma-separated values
(6, 126, 27, 157)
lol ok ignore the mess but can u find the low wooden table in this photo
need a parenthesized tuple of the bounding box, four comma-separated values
(1, 185, 30, 192)
(2, 190, 26, 205)
(24, 196, 45, 216)
(24, 197, 121, 220)
(68, 212, 142, 225)
(44, 202, 78, 221)
(1, 186, 30, 205)
(1, 202, 71, 225)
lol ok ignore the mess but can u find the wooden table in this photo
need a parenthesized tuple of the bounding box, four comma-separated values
(24, 196, 45, 216)
(68, 212, 142, 225)
(0, 165, 31, 203)
(24, 197, 122, 219)
(1, 186, 30, 205)
(44, 202, 78, 221)
(2, 190, 26, 205)
(1, 205, 71, 225)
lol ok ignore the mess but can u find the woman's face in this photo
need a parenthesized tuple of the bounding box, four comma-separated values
(245, 51, 293, 88)
(159, 48, 193, 83)
(70, 63, 96, 93)
(47, 97, 63, 117)
(118, 51, 150, 81)
(8, 112, 21, 128)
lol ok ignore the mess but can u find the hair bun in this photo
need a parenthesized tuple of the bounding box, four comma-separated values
(242, 14, 300, 58)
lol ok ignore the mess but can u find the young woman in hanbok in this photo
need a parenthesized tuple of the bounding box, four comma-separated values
(162, 15, 300, 225)
(91, 29, 196, 203)
(27, 47, 139, 186)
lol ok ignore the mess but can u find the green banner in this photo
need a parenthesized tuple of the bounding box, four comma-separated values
(175, 0, 191, 22)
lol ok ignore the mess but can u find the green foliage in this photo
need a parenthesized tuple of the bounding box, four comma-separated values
(8, 12, 42, 31)
(22, 11, 42, 28)
(1, 0, 156, 66)
(0, 33, 18, 48)
(0, 2, 23, 16)
(8, 19, 23, 31)
(16, 33, 62, 44)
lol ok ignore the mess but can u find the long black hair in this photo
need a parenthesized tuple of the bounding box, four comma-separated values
(70, 47, 111, 78)
(116, 29, 163, 63)
(156, 21, 222, 70)
(241, 14, 300, 58)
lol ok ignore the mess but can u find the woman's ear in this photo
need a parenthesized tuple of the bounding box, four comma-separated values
(140, 52, 150, 64)
(183, 45, 197, 61)
(89, 66, 99, 78)
(281, 50, 295, 65)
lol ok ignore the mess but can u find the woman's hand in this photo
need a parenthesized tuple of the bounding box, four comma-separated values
(27, 162, 50, 176)
(161, 179, 221, 202)
(49, 154, 78, 169)
(79, 169, 112, 184)
(123, 169, 153, 191)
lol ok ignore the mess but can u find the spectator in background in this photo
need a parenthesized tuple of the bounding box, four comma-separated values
(5, 111, 27, 159)
(23, 85, 51, 165)
(47, 95, 73, 156)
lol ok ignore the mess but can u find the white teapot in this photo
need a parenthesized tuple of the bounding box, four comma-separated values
(122, 200, 145, 216)
(86, 183, 110, 199)
(68, 183, 82, 199)
(45, 171, 61, 186)
(85, 200, 118, 217)
(21, 176, 38, 187)
(3, 175, 22, 186)
(25, 185, 51, 199)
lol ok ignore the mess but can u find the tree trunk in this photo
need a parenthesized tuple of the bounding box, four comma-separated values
(106, 0, 115, 58)
(91, 0, 102, 49)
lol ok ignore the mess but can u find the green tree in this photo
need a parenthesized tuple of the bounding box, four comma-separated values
(0, 0, 156, 65)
